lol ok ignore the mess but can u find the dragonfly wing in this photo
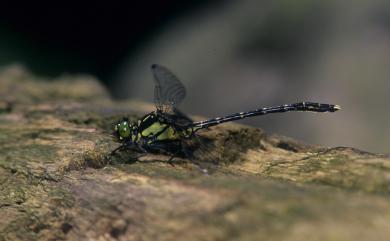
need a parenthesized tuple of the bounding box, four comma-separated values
(151, 64, 186, 113)
(172, 108, 193, 127)
(181, 134, 220, 173)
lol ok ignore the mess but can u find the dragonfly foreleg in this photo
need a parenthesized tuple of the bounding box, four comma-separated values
(110, 145, 126, 156)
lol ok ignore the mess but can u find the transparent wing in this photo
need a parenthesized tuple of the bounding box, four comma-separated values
(172, 108, 194, 128)
(154, 108, 193, 129)
(181, 133, 221, 174)
(151, 64, 187, 113)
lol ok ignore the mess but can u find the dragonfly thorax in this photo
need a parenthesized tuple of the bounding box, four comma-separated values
(114, 111, 195, 147)
(138, 112, 184, 141)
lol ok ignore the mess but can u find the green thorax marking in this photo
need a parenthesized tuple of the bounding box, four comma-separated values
(138, 112, 193, 142)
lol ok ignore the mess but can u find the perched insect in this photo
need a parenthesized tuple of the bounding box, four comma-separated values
(112, 64, 340, 166)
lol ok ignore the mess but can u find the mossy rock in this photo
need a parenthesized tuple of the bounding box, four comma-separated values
(1, 65, 389, 241)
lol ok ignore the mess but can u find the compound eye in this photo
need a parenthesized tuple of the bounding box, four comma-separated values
(118, 121, 131, 138)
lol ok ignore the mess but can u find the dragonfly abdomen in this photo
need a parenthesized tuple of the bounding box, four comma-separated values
(192, 102, 340, 130)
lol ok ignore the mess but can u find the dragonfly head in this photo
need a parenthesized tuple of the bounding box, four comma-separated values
(113, 118, 137, 142)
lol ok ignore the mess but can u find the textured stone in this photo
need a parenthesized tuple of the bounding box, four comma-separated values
(0, 66, 389, 241)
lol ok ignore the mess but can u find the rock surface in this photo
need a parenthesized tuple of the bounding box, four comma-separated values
(0, 65, 389, 241)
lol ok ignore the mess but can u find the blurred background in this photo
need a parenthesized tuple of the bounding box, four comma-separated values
(1, 0, 389, 153)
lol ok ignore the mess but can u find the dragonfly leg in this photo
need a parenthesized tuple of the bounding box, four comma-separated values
(167, 156, 176, 167)
(136, 144, 149, 153)
(110, 145, 126, 156)
(129, 153, 147, 162)
(167, 148, 183, 167)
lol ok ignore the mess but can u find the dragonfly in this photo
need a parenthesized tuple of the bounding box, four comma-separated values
(112, 64, 340, 169)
